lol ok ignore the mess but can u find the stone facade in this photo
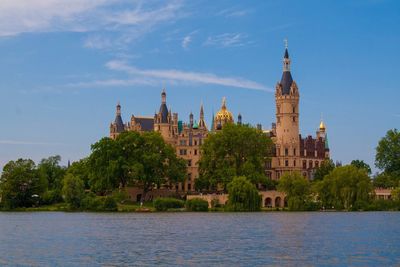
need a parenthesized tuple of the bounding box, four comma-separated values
(109, 45, 331, 194)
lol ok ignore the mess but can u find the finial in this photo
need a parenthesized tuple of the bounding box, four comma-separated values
(222, 97, 226, 109)
(284, 38, 288, 49)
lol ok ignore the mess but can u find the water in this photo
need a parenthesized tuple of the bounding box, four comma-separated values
(0, 212, 399, 266)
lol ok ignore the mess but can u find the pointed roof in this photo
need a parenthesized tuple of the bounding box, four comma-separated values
(114, 102, 125, 132)
(159, 90, 168, 123)
(280, 45, 294, 95)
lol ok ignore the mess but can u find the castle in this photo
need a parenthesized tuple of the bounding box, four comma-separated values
(109, 45, 330, 193)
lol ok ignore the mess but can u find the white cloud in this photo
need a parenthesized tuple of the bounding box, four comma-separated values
(217, 7, 251, 18)
(182, 35, 192, 49)
(0, 0, 185, 47)
(204, 33, 250, 48)
(66, 78, 157, 88)
(105, 60, 271, 91)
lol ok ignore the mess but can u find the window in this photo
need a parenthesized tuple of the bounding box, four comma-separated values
(194, 149, 197, 155)
(285, 160, 289, 167)
(194, 140, 197, 146)
(188, 184, 191, 191)
(188, 173, 192, 181)
(179, 149, 187, 155)
(188, 160, 192, 167)
(180, 140, 186, 146)
(293, 106, 296, 113)
(316, 161, 319, 168)
(285, 148, 289, 156)
(303, 160, 307, 169)
(293, 148, 296, 156)
(309, 160, 313, 168)
(293, 160, 296, 167)
(293, 117, 296, 122)
(277, 106, 281, 114)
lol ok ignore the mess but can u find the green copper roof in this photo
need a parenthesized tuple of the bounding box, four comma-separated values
(178, 120, 183, 133)
(193, 120, 199, 129)
(325, 134, 329, 150)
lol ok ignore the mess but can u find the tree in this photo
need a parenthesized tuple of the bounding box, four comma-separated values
(38, 155, 66, 203)
(373, 172, 399, 188)
(227, 176, 261, 211)
(198, 124, 273, 191)
(376, 129, 400, 176)
(62, 173, 85, 209)
(277, 172, 310, 211)
(67, 158, 90, 189)
(316, 165, 373, 210)
(0, 159, 46, 209)
(350, 160, 372, 175)
(313, 159, 335, 181)
(88, 131, 186, 200)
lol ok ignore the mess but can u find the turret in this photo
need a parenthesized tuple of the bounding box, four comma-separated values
(198, 103, 207, 129)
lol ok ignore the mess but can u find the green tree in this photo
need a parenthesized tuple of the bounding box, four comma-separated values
(376, 129, 400, 176)
(313, 159, 335, 181)
(0, 159, 46, 209)
(350, 159, 372, 175)
(316, 165, 373, 210)
(278, 172, 310, 211)
(38, 155, 66, 203)
(67, 158, 90, 189)
(88, 131, 186, 201)
(373, 172, 399, 188)
(392, 187, 400, 201)
(62, 173, 85, 209)
(226, 176, 261, 211)
(198, 124, 273, 191)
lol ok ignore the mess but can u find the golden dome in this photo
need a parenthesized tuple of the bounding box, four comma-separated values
(215, 97, 234, 123)
(319, 120, 326, 130)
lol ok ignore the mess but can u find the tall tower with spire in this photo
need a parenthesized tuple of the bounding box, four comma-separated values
(273, 41, 301, 178)
(110, 102, 126, 139)
(154, 89, 177, 143)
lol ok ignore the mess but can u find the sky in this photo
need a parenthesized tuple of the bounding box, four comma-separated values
(0, 0, 399, 173)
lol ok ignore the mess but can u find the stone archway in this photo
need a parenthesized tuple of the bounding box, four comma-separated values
(264, 197, 272, 208)
(275, 197, 282, 208)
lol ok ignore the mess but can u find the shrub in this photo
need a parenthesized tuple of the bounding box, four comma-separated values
(41, 189, 63, 205)
(62, 173, 85, 209)
(112, 190, 128, 203)
(227, 176, 261, 212)
(153, 197, 184, 211)
(81, 193, 103, 211)
(102, 196, 118, 211)
(186, 198, 209, 211)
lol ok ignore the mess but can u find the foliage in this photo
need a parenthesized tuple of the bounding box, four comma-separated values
(88, 131, 186, 200)
(112, 190, 129, 203)
(313, 159, 335, 181)
(197, 124, 273, 191)
(186, 198, 209, 211)
(67, 158, 90, 189)
(81, 193, 103, 211)
(62, 173, 85, 209)
(315, 165, 373, 210)
(277, 172, 310, 211)
(392, 188, 400, 201)
(364, 199, 400, 211)
(226, 176, 261, 211)
(102, 196, 118, 211)
(38, 155, 66, 194)
(350, 160, 372, 175)
(376, 129, 400, 176)
(264, 178, 278, 190)
(153, 197, 185, 211)
(41, 190, 62, 205)
(373, 172, 399, 188)
(0, 159, 47, 209)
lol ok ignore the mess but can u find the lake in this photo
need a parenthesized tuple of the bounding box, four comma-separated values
(0, 212, 399, 266)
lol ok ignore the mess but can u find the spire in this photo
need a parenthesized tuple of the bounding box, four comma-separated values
(238, 113, 242, 125)
(159, 89, 168, 123)
(199, 103, 206, 128)
(189, 112, 194, 127)
(161, 89, 166, 104)
(116, 101, 121, 116)
(280, 39, 294, 95)
(221, 97, 227, 110)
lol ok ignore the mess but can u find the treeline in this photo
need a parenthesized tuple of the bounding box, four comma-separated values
(0, 131, 187, 211)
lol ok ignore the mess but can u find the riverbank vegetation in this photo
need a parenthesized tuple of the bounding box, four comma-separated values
(0, 127, 399, 212)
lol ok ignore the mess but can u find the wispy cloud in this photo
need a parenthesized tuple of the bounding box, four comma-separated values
(66, 78, 157, 88)
(0, 140, 64, 146)
(217, 7, 252, 18)
(0, 0, 185, 50)
(181, 30, 198, 50)
(204, 33, 251, 48)
(105, 60, 271, 91)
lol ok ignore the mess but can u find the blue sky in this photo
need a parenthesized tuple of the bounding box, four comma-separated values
(0, 0, 399, 173)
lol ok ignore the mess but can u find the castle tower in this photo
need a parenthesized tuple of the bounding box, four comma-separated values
(110, 102, 125, 139)
(273, 42, 301, 178)
(198, 103, 207, 129)
(154, 89, 174, 143)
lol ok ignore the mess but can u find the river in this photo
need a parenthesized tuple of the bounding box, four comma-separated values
(0, 212, 399, 266)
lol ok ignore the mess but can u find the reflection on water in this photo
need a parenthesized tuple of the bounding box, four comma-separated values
(0, 212, 399, 266)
